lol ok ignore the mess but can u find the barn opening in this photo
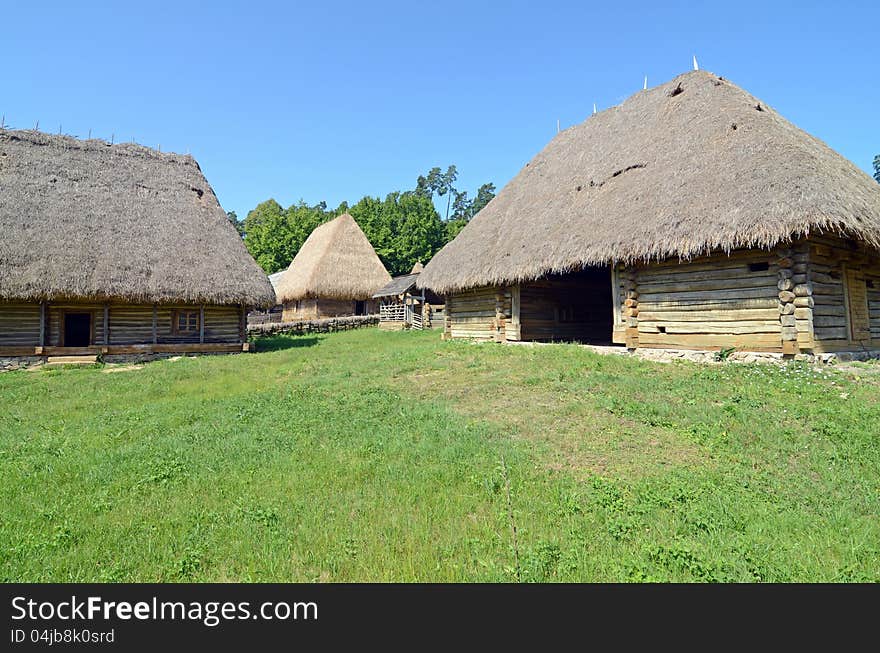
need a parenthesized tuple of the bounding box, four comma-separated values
(517, 266, 616, 344)
(63, 312, 92, 346)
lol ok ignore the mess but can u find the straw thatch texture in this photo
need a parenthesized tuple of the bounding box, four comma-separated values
(418, 71, 880, 294)
(276, 213, 391, 302)
(0, 129, 275, 306)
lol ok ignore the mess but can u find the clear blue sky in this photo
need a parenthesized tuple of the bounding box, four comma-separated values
(2, 1, 878, 218)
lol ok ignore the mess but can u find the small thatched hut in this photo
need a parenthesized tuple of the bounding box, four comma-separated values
(0, 129, 275, 361)
(419, 71, 880, 356)
(276, 213, 391, 320)
(373, 261, 443, 330)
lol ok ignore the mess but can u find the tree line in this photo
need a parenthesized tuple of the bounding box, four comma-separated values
(230, 165, 495, 276)
(874, 154, 879, 183)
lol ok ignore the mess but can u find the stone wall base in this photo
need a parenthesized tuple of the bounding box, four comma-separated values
(0, 356, 43, 372)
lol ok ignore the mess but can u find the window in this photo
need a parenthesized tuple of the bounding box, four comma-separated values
(748, 262, 769, 272)
(174, 310, 200, 334)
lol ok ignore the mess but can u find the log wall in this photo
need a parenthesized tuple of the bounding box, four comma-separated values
(630, 248, 786, 352)
(807, 235, 880, 352)
(0, 303, 41, 346)
(445, 286, 509, 340)
(442, 238, 880, 355)
(0, 302, 244, 350)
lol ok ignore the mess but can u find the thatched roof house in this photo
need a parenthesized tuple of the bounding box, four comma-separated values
(276, 213, 391, 320)
(0, 129, 274, 361)
(420, 71, 880, 356)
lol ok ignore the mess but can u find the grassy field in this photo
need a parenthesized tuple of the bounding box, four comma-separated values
(1, 328, 879, 582)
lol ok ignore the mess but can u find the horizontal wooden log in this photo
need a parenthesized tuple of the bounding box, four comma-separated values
(638, 322, 782, 335)
(813, 327, 849, 340)
(636, 287, 776, 303)
(637, 265, 778, 286)
(636, 308, 780, 322)
(638, 274, 777, 295)
(793, 296, 814, 308)
(636, 333, 783, 351)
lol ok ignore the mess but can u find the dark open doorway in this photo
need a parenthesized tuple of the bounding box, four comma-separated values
(64, 313, 92, 347)
(354, 300, 366, 316)
(518, 267, 615, 344)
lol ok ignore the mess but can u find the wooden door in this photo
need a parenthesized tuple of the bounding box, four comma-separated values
(844, 269, 871, 342)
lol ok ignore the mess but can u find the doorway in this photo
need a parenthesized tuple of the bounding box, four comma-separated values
(518, 267, 615, 344)
(64, 312, 92, 347)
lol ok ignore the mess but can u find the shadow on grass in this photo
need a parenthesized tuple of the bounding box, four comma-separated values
(252, 335, 323, 352)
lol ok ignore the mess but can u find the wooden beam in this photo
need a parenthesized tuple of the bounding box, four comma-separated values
(103, 304, 109, 345)
(199, 305, 205, 344)
(239, 304, 246, 343)
(39, 301, 46, 347)
(152, 305, 158, 344)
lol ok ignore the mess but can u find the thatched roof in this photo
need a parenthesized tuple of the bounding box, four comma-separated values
(373, 273, 419, 298)
(410, 261, 424, 273)
(0, 129, 275, 306)
(276, 213, 391, 302)
(418, 71, 880, 294)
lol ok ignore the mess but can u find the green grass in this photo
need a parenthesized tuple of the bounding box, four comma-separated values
(1, 329, 879, 582)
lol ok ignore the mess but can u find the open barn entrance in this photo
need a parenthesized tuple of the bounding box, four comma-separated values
(63, 312, 92, 347)
(517, 267, 616, 344)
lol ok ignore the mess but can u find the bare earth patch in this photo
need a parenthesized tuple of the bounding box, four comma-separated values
(398, 356, 706, 479)
(102, 365, 144, 374)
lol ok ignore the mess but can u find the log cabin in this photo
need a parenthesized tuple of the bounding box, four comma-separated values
(276, 213, 391, 320)
(373, 262, 443, 330)
(418, 71, 880, 357)
(0, 129, 275, 363)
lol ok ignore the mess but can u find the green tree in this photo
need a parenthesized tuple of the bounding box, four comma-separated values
(444, 218, 468, 240)
(242, 199, 286, 272)
(226, 210, 245, 237)
(437, 165, 459, 220)
(349, 192, 445, 275)
(874, 154, 880, 183)
(471, 182, 496, 215)
(242, 199, 331, 273)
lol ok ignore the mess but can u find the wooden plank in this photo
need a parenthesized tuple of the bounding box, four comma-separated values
(103, 305, 109, 345)
(637, 333, 783, 351)
(0, 346, 41, 356)
(636, 308, 780, 322)
(39, 302, 46, 347)
(636, 287, 776, 303)
(637, 297, 778, 311)
(636, 274, 778, 295)
(638, 322, 782, 335)
(636, 266, 778, 286)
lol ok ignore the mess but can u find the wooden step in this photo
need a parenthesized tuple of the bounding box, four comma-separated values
(45, 355, 99, 366)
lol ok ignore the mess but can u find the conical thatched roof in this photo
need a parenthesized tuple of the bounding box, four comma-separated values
(419, 71, 880, 294)
(276, 213, 391, 302)
(410, 261, 424, 273)
(0, 129, 275, 306)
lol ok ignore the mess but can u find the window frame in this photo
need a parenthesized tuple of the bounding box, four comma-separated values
(172, 309, 201, 335)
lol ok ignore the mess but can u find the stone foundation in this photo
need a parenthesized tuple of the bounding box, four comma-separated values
(0, 356, 43, 372)
(505, 341, 880, 365)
